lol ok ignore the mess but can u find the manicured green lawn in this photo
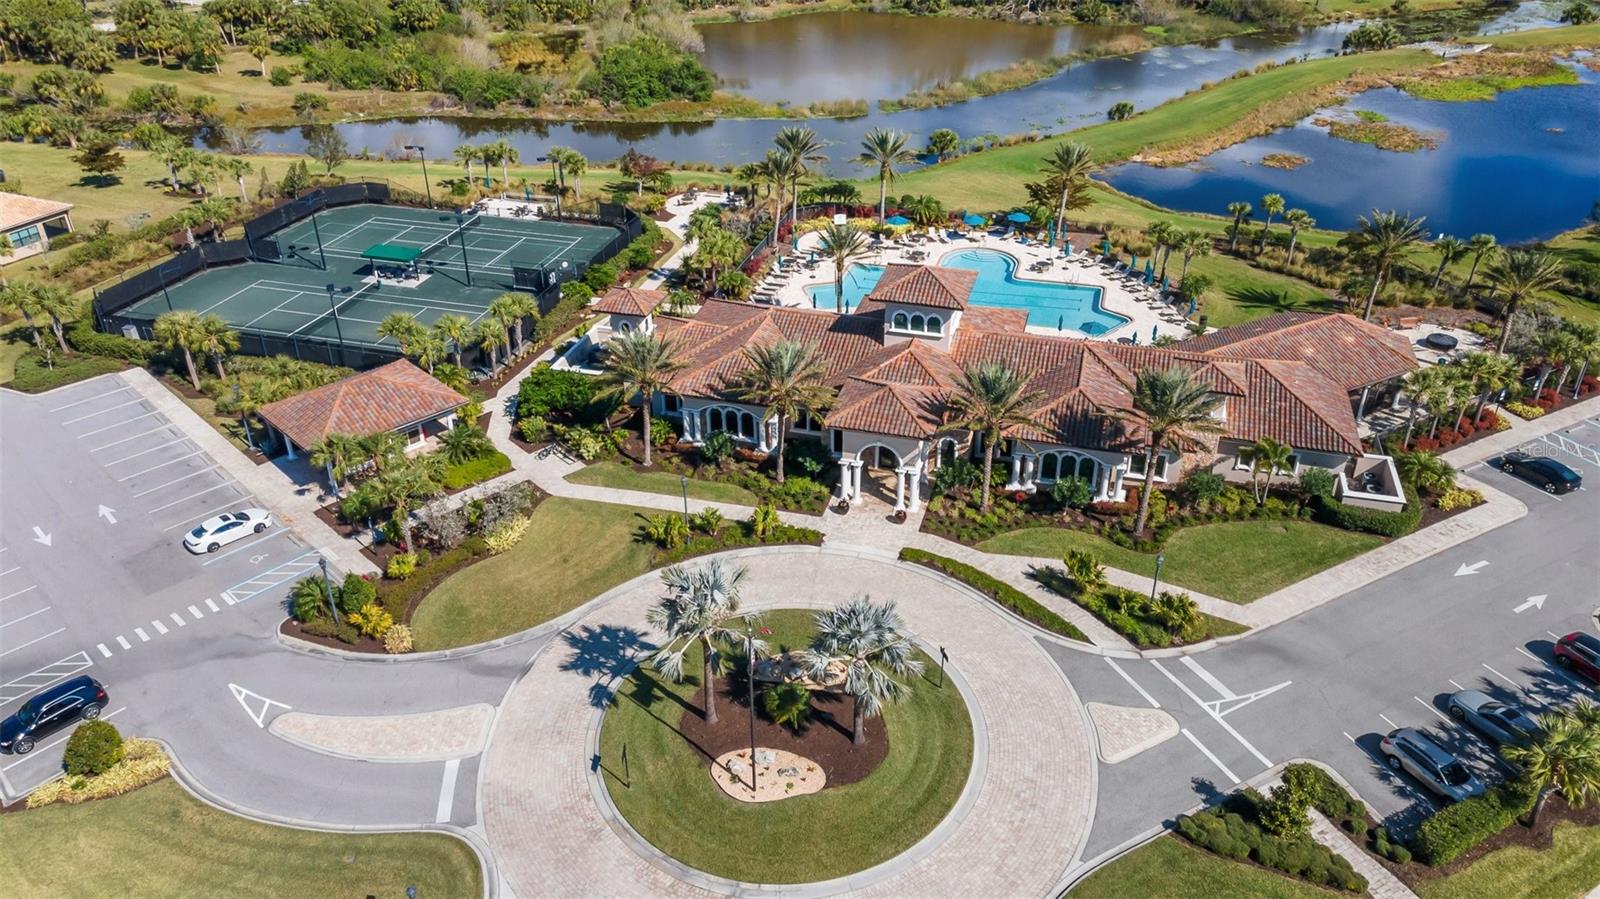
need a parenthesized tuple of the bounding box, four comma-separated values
(1415, 822, 1600, 899)
(566, 460, 761, 506)
(1071, 835, 1334, 898)
(978, 519, 1382, 603)
(410, 497, 658, 650)
(1480, 23, 1600, 49)
(599, 609, 972, 883)
(0, 779, 481, 898)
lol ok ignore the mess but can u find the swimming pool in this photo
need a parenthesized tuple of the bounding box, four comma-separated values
(804, 248, 1128, 336)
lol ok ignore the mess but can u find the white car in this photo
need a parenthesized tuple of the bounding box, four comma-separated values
(183, 508, 273, 553)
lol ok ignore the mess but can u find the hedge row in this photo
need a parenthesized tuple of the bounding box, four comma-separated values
(898, 548, 1090, 643)
(67, 318, 157, 364)
(7, 350, 126, 393)
(1413, 781, 1534, 866)
(1312, 482, 1422, 538)
(1176, 800, 1366, 893)
(440, 450, 513, 491)
(655, 521, 824, 567)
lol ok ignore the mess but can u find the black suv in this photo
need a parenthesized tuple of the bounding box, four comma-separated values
(1500, 451, 1582, 494)
(0, 676, 109, 755)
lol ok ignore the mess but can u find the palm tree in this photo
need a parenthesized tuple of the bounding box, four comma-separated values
(411, 331, 448, 374)
(1501, 705, 1600, 828)
(488, 293, 534, 358)
(195, 314, 239, 379)
(0, 281, 47, 351)
(1238, 436, 1293, 502)
(1564, 322, 1600, 399)
(646, 560, 761, 726)
(818, 223, 871, 313)
(29, 283, 76, 354)
(1175, 229, 1211, 281)
(1118, 367, 1225, 533)
(1283, 209, 1315, 266)
(947, 361, 1042, 511)
(601, 330, 684, 467)
(1462, 233, 1497, 295)
(1530, 326, 1574, 396)
(904, 195, 945, 232)
(1042, 141, 1096, 240)
(1486, 249, 1565, 352)
(494, 139, 518, 186)
(798, 596, 923, 747)
(472, 318, 505, 371)
(1396, 450, 1456, 493)
(1346, 209, 1428, 321)
(437, 421, 492, 464)
(369, 458, 440, 553)
(763, 150, 798, 238)
(361, 430, 408, 473)
(1400, 365, 1446, 447)
(376, 312, 425, 355)
(854, 128, 916, 223)
(153, 309, 206, 390)
(774, 126, 827, 228)
(1143, 221, 1174, 279)
(1430, 235, 1468, 290)
(1424, 371, 1460, 439)
(452, 144, 478, 185)
(308, 432, 365, 496)
(1256, 193, 1285, 251)
(1458, 351, 1517, 418)
(431, 313, 473, 368)
(730, 340, 834, 484)
(1545, 329, 1582, 396)
(1226, 201, 1252, 251)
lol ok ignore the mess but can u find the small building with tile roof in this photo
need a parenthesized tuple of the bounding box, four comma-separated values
(632, 264, 1412, 513)
(592, 287, 669, 337)
(0, 192, 74, 266)
(257, 359, 469, 461)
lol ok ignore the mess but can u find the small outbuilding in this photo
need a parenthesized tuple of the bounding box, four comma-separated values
(0, 193, 74, 265)
(257, 359, 469, 461)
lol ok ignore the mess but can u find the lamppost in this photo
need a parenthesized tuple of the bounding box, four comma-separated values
(318, 557, 341, 625)
(680, 475, 690, 525)
(404, 145, 432, 209)
(1150, 552, 1166, 604)
(324, 284, 346, 347)
(538, 155, 559, 215)
(307, 209, 328, 270)
(745, 621, 758, 793)
(232, 380, 255, 450)
(455, 212, 474, 287)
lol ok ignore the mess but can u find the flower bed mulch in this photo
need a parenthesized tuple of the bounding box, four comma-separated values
(278, 618, 385, 654)
(669, 676, 888, 789)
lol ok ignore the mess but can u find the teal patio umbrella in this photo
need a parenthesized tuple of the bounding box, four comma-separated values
(885, 215, 912, 226)
(1006, 211, 1032, 224)
(1144, 259, 1155, 282)
(1101, 239, 1112, 257)
(1129, 252, 1138, 269)
(962, 212, 987, 227)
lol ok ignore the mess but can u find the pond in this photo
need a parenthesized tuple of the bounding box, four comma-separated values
(696, 11, 1144, 104)
(1099, 70, 1600, 244)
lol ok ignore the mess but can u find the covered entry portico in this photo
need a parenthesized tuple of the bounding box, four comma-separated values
(833, 430, 928, 513)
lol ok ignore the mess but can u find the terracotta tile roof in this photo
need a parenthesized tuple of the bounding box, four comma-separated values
(1180, 311, 1416, 390)
(828, 379, 946, 440)
(0, 193, 73, 231)
(1225, 359, 1363, 456)
(865, 264, 976, 311)
(593, 287, 667, 317)
(258, 359, 468, 450)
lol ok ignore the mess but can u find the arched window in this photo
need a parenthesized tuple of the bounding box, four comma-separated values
(911, 314, 926, 332)
(741, 412, 756, 439)
(939, 439, 957, 467)
(927, 315, 943, 334)
(1039, 454, 1058, 480)
(892, 312, 909, 330)
(617, 320, 631, 334)
(709, 408, 724, 432)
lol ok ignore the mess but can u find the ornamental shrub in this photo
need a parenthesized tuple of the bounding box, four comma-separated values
(440, 450, 513, 489)
(1050, 475, 1094, 509)
(690, 507, 724, 535)
(1299, 467, 1336, 498)
(1505, 401, 1544, 419)
(1413, 782, 1534, 866)
(28, 738, 168, 808)
(1313, 482, 1422, 537)
(1184, 470, 1226, 503)
(699, 429, 736, 464)
(386, 552, 419, 580)
(348, 601, 394, 639)
(338, 572, 376, 614)
(762, 682, 813, 733)
(643, 513, 689, 549)
(64, 720, 124, 776)
(650, 416, 676, 446)
(898, 548, 1088, 641)
(485, 514, 533, 554)
(383, 623, 414, 654)
(1436, 488, 1484, 512)
(931, 457, 981, 495)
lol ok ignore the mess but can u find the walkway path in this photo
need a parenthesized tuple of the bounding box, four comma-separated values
(481, 548, 1096, 898)
(1308, 810, 1419, 899)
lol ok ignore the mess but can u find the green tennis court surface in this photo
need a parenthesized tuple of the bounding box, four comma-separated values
(118, 204, 618, 350)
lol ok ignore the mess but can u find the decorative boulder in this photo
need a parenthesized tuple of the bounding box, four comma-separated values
(753, 749, 776, 765)
(726, 759, 747, 775)
(777, 766, 801, 778)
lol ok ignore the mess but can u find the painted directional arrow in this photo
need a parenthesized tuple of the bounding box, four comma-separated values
(30, 526, 52, 547)
(1514, 595, 1547, 614)
(229, 683, 291, 728)
(1453, 560, 1489, 576)
(97, 505, 118, 524)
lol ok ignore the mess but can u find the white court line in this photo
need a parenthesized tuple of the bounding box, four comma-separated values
(147, 481, 240, 515)
(188, 605, 204, 620)
(76, 410, 162, 438)
(1379, 712, 1400, 729)
(169, 613, 186, 628)
(132, 466, 219, 498)
(195, 277, 281, 317)
(0, 607, 51, 630)
(152, 620, 168, 635)
(1181, 728, 1239, 784)
(135, 627, 149, 642)
(61, 397, 144, 425)
(0, 628, 64, 658)
(1150, 660, 1272, 768)
(91, 424, 173, 452)
(102, 436, 192, 467)
(1104, 657, 1160, 708)
(205, 598, 220, 613)
(49, 385, 131, 412)
(97, 644, 112, 659)
(436, 757, 461, 823)
(3, 707, 126, 771)
(116, 450, 206, 482)
(0, 585, 38, 603)
(1414, 696, 1450, 723)
(116, 635, 132, 650)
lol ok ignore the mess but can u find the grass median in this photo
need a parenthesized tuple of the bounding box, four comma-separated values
(0, 779, 482, 898)
(1415, 821, 1600, 899)
(1072, 835, 1333, 898)
(565, 460, 761, 506)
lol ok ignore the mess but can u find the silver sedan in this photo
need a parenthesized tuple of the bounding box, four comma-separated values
(1447, 690, 1540, 746)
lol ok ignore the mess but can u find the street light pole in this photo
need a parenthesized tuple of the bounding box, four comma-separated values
(324, 284, 346, 346)
(680, 475, 690, 525)
(404, 145, 433, 209)
(308, 210, 328, 270)
(1150, 552, 1166, 604)
(318, 557, 341, 625)
(746, 622, 758, 794)
(233, 380, 255, 450)
(455, 212, 474, 287)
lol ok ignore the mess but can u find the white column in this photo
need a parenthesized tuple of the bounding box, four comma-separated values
(838, 461, 852, 500)
(1008, 454, 1022, 489)
(285, 438, 297, 460)
(908, 462, 924, 512)
(851, 461, 864, 499)
(893, 468, 907, 512)
(1021, 455, 1036, 490)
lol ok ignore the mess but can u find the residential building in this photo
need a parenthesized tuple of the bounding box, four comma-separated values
(0, 192, 74, 266)
(256, 360, 470, 464)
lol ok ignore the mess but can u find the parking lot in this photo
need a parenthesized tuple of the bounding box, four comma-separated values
(0, 374, 321, 800)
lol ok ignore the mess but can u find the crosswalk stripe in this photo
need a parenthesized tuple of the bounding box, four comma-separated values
(153, 620, 168, 635)
(134, 627, 149, 642)
(97, 643, 112, 658)
(205, 598, 220, 613)
(170, 613, 186, 627)
(116, 635, 131, 650)
(187, 604, 204, 620)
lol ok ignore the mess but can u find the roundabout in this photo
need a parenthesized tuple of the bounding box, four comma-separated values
(480, 548, 1097, 896)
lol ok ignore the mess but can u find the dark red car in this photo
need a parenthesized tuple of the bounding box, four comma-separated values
(1554, 632, 1600, 684)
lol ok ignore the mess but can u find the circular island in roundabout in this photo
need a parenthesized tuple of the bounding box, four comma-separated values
(480, 549, 1096, 896)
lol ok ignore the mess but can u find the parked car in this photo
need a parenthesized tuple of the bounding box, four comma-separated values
(1554, 632, 1600, 684)
(1446, 691, 1540, 745)
(183, 508, 272, 553)
(0, 676, 109, 755)
(1379, 727, 1485, 802)
(1498, 452, 1582, 494)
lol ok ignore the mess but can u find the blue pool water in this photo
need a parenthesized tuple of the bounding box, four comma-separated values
(804, 248, 1129, 336)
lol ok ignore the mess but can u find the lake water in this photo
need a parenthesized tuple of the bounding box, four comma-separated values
(697, 12, 1144, 104)
(1099, 70, 1600, 243)
(805, 248, 1125, 335)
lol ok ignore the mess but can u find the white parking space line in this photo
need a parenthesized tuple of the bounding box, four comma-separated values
(0, 653, 94, 705)
(169, 613, 186, 627)
(1150, 660, 1273, 768)
(135, 627, 150, 642)
(0, 566, 19, 576)
(147, 482, 239, 515)
(116, 635, 131, 650)
(90, 425, 172, 453)
(1481, 663, 1519, 687)
(61, 397, 145, 425)
(152, 620, 168, 635)
(436, 758, 461, 823)
(49, 385, 131, 412)
(0, 585, 39, 603)
(1379, 712, 1400, 729)
(101, 436, 192, 467)
(200, 530, 287, 566)
(1105, 657, 1160, 708)
(187, 605, 204, 620)
(1181, 728, 1239, 784)
(132, 466, 220, 498)
(205, 598, 220, 613)
(1448, 679, 1464, 690)
(1414, 696, 1450, 723)
(1343, 731, 1357, 744)
(0, 628, 66, 658)
(3, 707, 126, 772)
(0, 606, 52, 630)
(76, 409, 161, 438)
(116, 450, 206, 482)
(96, 643, 112, 659)
(1547, 631, 1563, 640)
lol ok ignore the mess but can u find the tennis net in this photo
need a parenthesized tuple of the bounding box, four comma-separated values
(288, 279, 381, 340)
(418, 215, 482, 263)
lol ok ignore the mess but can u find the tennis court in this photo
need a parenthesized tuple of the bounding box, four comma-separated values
(114, 203, 621, 354)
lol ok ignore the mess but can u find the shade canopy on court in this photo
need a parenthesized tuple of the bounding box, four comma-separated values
(361, 243, 424, 265)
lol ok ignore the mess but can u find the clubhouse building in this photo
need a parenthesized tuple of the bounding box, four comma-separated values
(595, 265, 1417, 513)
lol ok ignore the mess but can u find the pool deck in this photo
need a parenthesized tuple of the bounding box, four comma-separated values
(762, 229, 1196, 344)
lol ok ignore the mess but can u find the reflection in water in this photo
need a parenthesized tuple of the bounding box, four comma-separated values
(696, 12, 1143, 104)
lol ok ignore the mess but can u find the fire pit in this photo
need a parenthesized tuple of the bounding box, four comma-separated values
(1423, 332, 1459, 352)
